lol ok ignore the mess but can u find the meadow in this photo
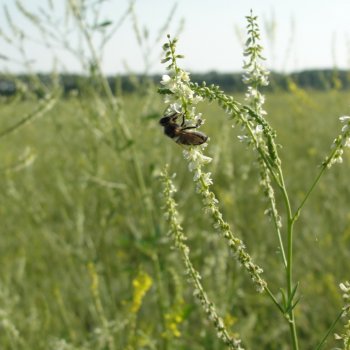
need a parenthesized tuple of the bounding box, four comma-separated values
(1, 84, 350, 349)
(1, 2, 350, 349)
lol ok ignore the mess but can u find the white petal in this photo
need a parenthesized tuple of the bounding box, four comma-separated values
(339, 116, 350, 123)
(160, 75, 171, 85)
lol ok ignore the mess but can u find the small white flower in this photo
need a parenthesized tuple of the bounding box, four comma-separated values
(334, 333, 343, 340)
(200, 154, 213, 164)
(242, 73, 250, 84)
(161, 74, 171, 85)
(182, 150, 191, 160)
(213, 222, 220, 229)
(202, 172, 213, 186)
(186, 148, 212, 165)
(164, 94, 176, 104)
(178, 82, 194, 100)
(180, 70, 190, 82)
(253, 124, 263, 136)
(339, 116, 350, 123)
(192, 95, 204, 104)
(237, 135, 248, 142)
(245, 86, 258, 98)
(340, 282, 350, 301)
(188, 162, 196, 172)
(193, 288, 200, 297)
(193, 170, 202, 181)
(193, 112, 203, 122)
(260, 74, 269, 86)
(340, 282, 350, 293)
(168, 103, 182, 114)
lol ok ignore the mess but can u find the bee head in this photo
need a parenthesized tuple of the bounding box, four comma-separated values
(159, 116, 171, 126)
(159, 112, 180, 126)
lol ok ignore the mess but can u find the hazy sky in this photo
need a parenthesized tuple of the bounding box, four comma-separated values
(1, 0, 350, 74)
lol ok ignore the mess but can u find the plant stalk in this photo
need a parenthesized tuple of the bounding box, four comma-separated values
(279, 168, 299, 350)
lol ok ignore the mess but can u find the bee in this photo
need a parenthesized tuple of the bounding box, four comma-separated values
(159, 112, 208, 146)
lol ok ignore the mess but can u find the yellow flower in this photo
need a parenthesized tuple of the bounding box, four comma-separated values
(130, 271, 153, 314)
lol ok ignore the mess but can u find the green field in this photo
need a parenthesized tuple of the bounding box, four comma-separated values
(0, 86, 350, 349)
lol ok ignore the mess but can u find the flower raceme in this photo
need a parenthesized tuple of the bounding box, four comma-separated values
(323, 116, 350, 168)
(183, 147, 267, 293)
(334, 281, 350, 349)
(159, 35, 267, 293)
(160, 168, 244, 350)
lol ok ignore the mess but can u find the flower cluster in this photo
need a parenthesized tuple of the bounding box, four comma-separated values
(334, 281, 350, 349)
(159, 35, 266, 293)
(160, 72, 203, 107)
(323, 116, 350, 168)
(240, 12, 285, 263)
(160, 35, 203, 118)
(163, 310, 183, 338)
(130, 271, 153, 314)
(242, 11, 269, 117)
(160, 167, 244, 350)
(340, 281, 350, 303)
(183, 148, 267, 293)
(239, 12, 281, 172)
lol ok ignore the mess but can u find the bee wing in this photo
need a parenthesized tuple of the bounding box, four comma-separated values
(176, 131, 208, 145)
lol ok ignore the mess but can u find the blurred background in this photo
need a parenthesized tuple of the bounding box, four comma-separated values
(1, 1, 350, 349)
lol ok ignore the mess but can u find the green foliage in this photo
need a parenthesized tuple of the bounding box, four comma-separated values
(1, 1, 350, 349)
(0, 88, 350, 349)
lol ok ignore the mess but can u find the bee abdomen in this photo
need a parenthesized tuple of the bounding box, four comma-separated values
(175, 131, 208, 145)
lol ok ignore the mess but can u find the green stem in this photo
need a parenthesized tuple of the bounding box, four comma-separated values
(0, 94, 58, 138)
(70, 0, 156, 219)
(168, 35, 180, 73)
(259, 162, 287, 268)
(315, 308, 345, 350)
(243, 112, 287, 268)
(293, 165, 327, 221)
(286, 218, 299, 350)
(294, 138, 344, 221)
(264, 286, 284, 314)
(279, 170, 299, 350)
(153, 254, 169, 350)
(272, 204, 287, 269)
(69, 0, 132, 143)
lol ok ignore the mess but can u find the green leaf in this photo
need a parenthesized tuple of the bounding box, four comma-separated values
(245, 37, 252, 46)
(280, 288, 287, 309)
(289, 282, 299, 305)
(95, 20, 112, 28)
(161, 57, 171, 63)
(157, 87, 173, 95)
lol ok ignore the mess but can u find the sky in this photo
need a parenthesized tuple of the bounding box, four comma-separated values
(1, 0, 350, 74)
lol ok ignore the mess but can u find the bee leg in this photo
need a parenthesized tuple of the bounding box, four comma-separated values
(182, 125, 198, 130)
(180, 113, 186, 127)
(182, 118, 203, 130)
(167, 111, 179, 119)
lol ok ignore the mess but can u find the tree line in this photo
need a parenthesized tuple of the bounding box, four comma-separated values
(1, 69, 350, 97)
